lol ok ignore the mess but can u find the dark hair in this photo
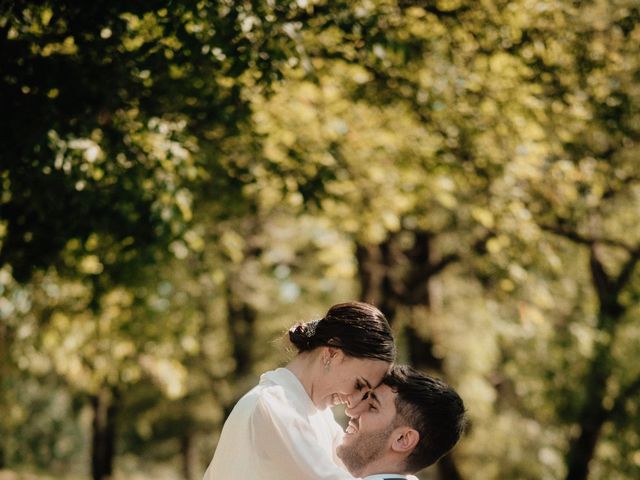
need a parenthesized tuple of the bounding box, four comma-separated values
(384, 365, 466, 472)
(288, 301, 396, 363)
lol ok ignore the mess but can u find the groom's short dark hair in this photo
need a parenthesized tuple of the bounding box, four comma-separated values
(383, 365, 466, 472)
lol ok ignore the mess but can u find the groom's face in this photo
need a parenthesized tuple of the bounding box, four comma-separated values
(336, 384, 398, 475)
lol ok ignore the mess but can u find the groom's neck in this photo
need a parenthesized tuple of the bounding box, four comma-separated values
(357, 457, 405, 478)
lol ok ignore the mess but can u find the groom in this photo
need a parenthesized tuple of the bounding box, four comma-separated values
(337, 365, 466, 480)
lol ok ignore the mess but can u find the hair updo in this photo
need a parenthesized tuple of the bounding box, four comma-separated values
(288, 301, 395, 363)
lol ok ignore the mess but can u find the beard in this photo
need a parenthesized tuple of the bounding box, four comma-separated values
(337, 424, 394, 477)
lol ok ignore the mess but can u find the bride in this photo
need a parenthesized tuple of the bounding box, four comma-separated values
(203, 301, 396, 479)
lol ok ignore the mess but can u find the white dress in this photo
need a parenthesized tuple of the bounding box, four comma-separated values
(203, 367, 357, 480)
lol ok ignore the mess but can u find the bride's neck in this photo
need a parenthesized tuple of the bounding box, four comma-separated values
(286, 352, 318, 400)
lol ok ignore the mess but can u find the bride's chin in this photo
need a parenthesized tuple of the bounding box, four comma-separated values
(319, 394, 342, 409)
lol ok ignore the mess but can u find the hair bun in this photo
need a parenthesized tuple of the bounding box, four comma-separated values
(287, 302, 395, 362)
(288, 320, 320, 352)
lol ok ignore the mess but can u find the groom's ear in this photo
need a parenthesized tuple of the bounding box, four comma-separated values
(391, 427, 419, 454)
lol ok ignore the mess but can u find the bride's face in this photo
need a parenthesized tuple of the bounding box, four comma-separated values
(313, 349, 389, 410)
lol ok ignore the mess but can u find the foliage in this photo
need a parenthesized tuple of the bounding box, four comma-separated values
(1, 1, 640, 480)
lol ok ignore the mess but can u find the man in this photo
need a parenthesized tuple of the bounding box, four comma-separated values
(337, 365, 466, 480)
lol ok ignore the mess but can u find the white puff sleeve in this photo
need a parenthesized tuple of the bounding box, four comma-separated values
(250, 388, 359, 480)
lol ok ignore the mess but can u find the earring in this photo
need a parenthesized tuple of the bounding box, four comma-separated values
(324, 359, 331, 371)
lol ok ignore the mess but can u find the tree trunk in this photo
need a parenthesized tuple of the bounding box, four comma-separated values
(355, 232, 464, 480)
(403, 231, 434, 307)
(565, 246, 628, 480)
(402, 232, 445, 373)
(223, 278, 258, 420)
(0, 321, 8, 469)
(565, 406, 608, 480)
(356, 243, 386, 310)
(402, 232, 462, 480)
(91, 387, 118, 480)
(181, 432, 198, 480)
(406, 325, 444, 373)
(436, 452, 463, 480)
(226, 282, 256, 378)
(564, 336, 612, 480)
(565, 312, 616, 480)
(356, 240, 401, 323)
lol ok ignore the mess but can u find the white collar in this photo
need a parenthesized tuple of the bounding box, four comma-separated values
(363, 474, 407, 480)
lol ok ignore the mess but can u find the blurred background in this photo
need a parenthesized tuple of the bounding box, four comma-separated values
(1, 1, 639, 479)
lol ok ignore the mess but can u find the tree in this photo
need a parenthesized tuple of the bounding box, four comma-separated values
(0, 1, 304, 477)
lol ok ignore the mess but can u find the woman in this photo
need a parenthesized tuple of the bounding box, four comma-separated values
(203, 301, 396, 479)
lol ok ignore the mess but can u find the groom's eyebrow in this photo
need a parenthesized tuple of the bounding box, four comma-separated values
(368, 391, 381, 407)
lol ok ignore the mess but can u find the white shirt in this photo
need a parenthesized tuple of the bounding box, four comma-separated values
(203, 367, 357, 480)
(364, 475, 408, 480)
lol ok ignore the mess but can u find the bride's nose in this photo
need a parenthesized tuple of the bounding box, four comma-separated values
(345, 390, 369, 409)
(345, 396, 368, 417)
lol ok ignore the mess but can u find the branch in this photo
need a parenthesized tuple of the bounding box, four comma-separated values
(539, 224, 594, 246)
(601, 172, 640, 200)
(589, 246, 614, 301)
(614, 248, 640, 294)
(397, 0, 472, 17)
(539, 223, 640, 297)
(432, 253, 460, 276)
(471, 231, 496, 255)
(609, 375, 640, 419)
(539, 224, 636, 251)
